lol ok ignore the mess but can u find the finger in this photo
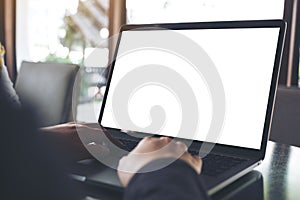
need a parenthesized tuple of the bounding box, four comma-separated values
(165, 141, 187, 156)
(192, 155, 202, 174)
(137, 136, 153, 144)
(133, 137, 169, 153)
(159, 137, 172, 143)
(134, 137, 152, 149)
(175, 141, 188, 152)
(180, 152, 202, 174)
(149, 137, 173, 148)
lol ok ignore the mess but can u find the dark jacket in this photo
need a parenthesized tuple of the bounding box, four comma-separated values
(124, 158, 209, 200)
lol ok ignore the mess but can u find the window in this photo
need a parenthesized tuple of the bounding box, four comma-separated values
(15, 0, 294, 122)
(127, 0, 284, 24)
(16, 0, 110, 122)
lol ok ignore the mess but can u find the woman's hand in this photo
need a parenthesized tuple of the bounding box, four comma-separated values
(40, 122, 117, 162)
(118, 137, 202, 187)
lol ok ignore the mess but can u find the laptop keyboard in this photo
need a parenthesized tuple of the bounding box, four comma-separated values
(191, 152, 247, 176)
(119, 139, 140, 151)
(118, 139, 247, 177)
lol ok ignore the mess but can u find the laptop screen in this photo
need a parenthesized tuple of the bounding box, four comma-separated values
(100, 23, 282, 150)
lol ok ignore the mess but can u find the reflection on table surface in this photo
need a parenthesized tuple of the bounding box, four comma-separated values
(256, 141, 300, 200)
(214, 141, 300, 200)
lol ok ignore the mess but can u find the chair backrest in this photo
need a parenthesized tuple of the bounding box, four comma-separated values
(270, 86, 300, 147)
(15, 61, 79, 127)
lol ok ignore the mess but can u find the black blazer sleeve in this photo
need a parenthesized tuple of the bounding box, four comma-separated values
(123, 158, 209, 200)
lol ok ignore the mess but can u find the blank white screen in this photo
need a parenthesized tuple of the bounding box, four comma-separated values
(101, 27, 280, 149)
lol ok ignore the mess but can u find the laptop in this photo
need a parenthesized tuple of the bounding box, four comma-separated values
(75, 20, 286, 195)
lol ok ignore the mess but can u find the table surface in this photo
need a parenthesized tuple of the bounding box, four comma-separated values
(212, 141, 300, 200)
(260, 142, 300, 200)
(77, 141, 300, 200)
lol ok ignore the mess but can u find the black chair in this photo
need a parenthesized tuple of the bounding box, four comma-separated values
(270, 86, 300, 147)
(15, 61, 79, 127)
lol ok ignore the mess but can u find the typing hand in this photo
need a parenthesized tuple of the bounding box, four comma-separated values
(118, 137, 202, 187)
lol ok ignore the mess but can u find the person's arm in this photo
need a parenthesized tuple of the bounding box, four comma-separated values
(118, 137, 210, 200)
(124, 158, 209, 200)
(39, 122, 112, 162)
(39, 122, 125, 163)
